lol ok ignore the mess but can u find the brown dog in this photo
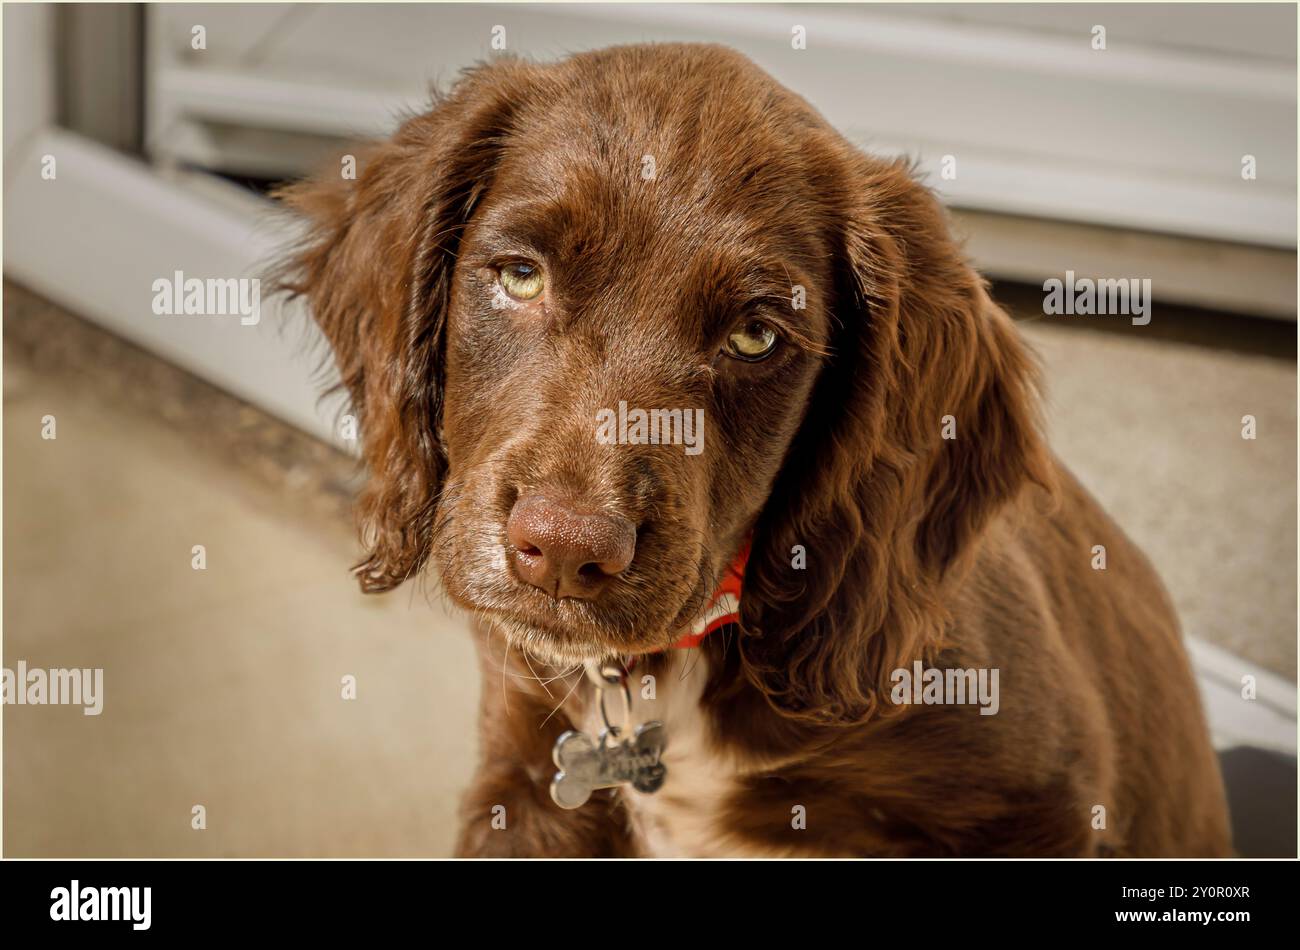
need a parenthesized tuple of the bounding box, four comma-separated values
(277, 43, 1231, 857)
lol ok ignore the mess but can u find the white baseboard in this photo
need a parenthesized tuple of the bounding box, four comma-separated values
(1188, 637, 1296, 756)
(3, 126, 343, 445)
(954, 210, 1297, 321)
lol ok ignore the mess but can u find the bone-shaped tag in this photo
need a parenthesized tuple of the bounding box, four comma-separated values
(550, 722, 667, 809)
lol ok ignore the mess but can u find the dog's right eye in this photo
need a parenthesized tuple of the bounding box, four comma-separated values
(723, 319, 780, 362)
(499, 261, 545, 301)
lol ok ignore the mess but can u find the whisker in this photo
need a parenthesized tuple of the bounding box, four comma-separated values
(501, 639, 512, 718)
(521, 647, 554, 700)
(539, 667, 585, 731)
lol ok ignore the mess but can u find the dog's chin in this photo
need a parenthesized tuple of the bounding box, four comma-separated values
(466, 579, 711, 666)
(474, 609, 682, 668)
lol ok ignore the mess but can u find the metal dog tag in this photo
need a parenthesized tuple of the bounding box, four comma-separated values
(549, 661, 668, 809)
(550, 723, 667, 809)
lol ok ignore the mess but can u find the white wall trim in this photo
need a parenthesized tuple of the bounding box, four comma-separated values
(1188, 637, 1297, 755)
(599, 2, 1297, 100)
(2, 2, 58, 163)
(146, 3, 1297, 250)
(3, 127, 342, 445)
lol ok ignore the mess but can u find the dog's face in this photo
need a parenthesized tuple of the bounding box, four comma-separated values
(433, 69, 832, 662)
(280, 44, 1049, 705)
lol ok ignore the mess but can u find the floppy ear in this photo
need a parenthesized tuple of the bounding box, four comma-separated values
(740, 155, 1055, 724)
(274, 61, 531, 592)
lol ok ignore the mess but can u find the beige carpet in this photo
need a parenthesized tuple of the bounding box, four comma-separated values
(1020, 318, 1295, 679)
(3, 285, 479, 857)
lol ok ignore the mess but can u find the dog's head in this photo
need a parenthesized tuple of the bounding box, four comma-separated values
(278, 44, 1051, 720)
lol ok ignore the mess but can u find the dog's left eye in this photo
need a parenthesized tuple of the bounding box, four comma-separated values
(499, 261, 545, 301)
(724, 319, 779, 361)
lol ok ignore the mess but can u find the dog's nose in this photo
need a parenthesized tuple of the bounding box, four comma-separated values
(505, 494, 636, 599)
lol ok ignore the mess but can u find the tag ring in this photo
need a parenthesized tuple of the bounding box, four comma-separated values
(584, 660, 631, 740)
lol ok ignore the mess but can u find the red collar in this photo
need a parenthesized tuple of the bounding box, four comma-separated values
(669, 538, 750, 649)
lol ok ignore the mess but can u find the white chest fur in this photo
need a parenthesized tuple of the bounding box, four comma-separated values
(576, 652, 747, 857)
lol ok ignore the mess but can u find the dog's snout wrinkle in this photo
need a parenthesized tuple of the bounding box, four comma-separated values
(506, 493, 636, 600)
